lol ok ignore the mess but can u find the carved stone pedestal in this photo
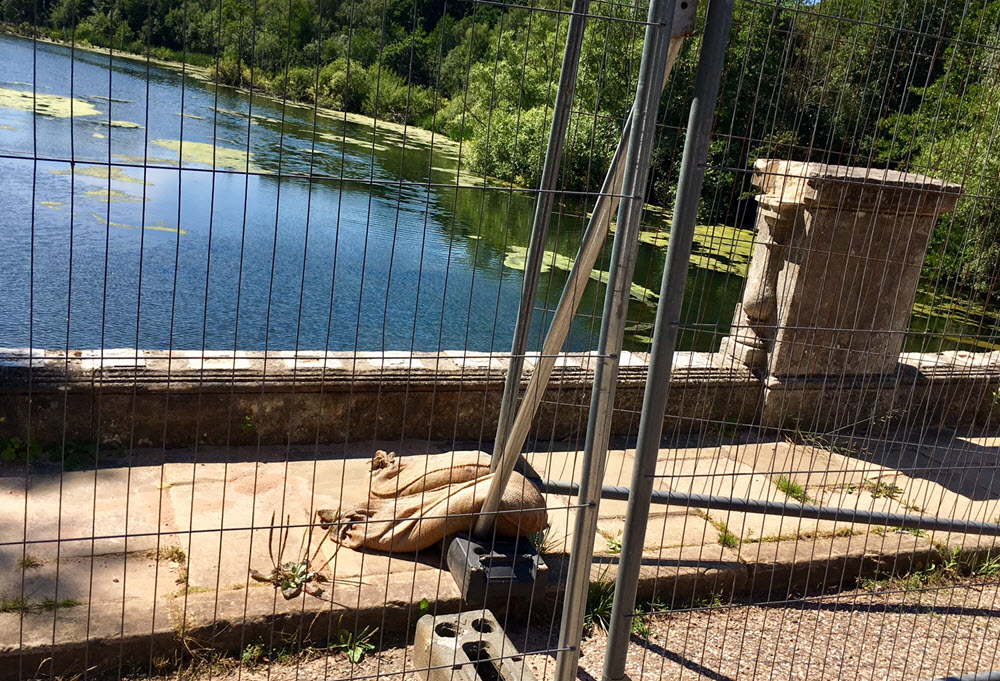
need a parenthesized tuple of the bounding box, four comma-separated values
(717, 159, 961, 428)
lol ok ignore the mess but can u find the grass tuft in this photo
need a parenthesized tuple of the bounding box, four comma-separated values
(163, 545, 187, 563)
(529, 524, 559, 555)
(717, 521, 740, 548)
(0, 595, 81, 614)
(774, 476, 810, 503)
(17, 555, 43, 570)
(583, 577, 616, 635)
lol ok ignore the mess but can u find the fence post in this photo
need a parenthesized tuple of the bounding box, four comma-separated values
(551, 0, 677, 676)
(600, 0, 734, 676)
(481, 0, 591, 535)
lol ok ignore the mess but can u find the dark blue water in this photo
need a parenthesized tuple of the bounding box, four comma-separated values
(4, 34, 994, 356)
(0, 33, 638, 352)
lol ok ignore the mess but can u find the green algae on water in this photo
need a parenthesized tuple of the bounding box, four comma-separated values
(503, 246, 575, 274)
(151, 139, 262, 173)
(588, 268, 659, 304)
(0, 87, 100, 118)
(0, 124, 17, 132)
(85, 189, 148, 204)
(41, 201, 66, 210)
(503, 245, 658, 303)
(112, 154, 180, 166)
(93, 132, 105, 139)
(97, 119, 143, 129)
(688, 224, 755, 277)
(49, 166, 150, 185)
(88, 211, 186, 235)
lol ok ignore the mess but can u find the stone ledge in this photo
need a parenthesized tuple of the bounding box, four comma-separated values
(0, 349, 762, 446)
(738, 533, 939, 599)
(1, 348, 998, 446)
(0, 349, 754, 391)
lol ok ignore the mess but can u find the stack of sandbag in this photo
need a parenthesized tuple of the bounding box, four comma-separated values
(319, 450, 547, 552)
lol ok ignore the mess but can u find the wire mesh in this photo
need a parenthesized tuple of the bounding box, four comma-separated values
(0, 0, 999, 678)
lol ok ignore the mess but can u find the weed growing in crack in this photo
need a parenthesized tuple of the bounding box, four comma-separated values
(251, 510, 353, 599)
(864, 479, 903, 500)
(17, 555, 42, 570)
(716, 521, 740, 548)
(774, 476, 810, 503)
(599, 528, 623, 554)
(163, 545, 187, 563)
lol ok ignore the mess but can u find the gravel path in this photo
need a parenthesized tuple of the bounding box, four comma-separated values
(167, 579, 1000, 681)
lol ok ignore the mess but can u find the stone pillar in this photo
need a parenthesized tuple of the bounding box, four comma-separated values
(718, 159, 961, 427)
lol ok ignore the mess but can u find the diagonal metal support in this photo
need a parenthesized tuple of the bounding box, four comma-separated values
(476, 2, 696, 539)
(489, 0, 593, 477)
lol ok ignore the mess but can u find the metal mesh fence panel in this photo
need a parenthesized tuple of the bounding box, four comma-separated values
(0, 0, 998, 678)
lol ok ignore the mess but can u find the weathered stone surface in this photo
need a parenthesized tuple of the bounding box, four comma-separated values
(544, 545, 748, 605)
(720, 159, 961, 379)
(0, 349, 761, 447)
(740, 532, 939, 599)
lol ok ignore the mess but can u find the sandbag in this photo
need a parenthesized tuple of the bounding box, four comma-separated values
(321, 450, 547, 552)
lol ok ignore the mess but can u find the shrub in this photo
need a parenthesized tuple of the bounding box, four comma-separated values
(468, 105, 547, 186)
(320, 58, 370, 113)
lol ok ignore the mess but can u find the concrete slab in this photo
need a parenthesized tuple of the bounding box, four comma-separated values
(594, 513, 715, 553)
(839, 432, 1000, 512)
(164, 459, 343, 590)
(652, 447, 777, 500)
(0, 465, 175, 563)
(0, 552, 178, 607)
(725, 439, 893, 488)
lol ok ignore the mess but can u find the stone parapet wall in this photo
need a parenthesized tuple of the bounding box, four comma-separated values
(0, 349, 760, 447)
(1, 348, 997, 447)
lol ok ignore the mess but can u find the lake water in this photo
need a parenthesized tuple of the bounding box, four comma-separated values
(0, 34, 992, 355)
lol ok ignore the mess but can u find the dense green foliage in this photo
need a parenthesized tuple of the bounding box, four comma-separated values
(2, 0, 999, 296)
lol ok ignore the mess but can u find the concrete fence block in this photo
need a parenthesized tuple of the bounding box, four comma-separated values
(413, 610, 536, 681)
